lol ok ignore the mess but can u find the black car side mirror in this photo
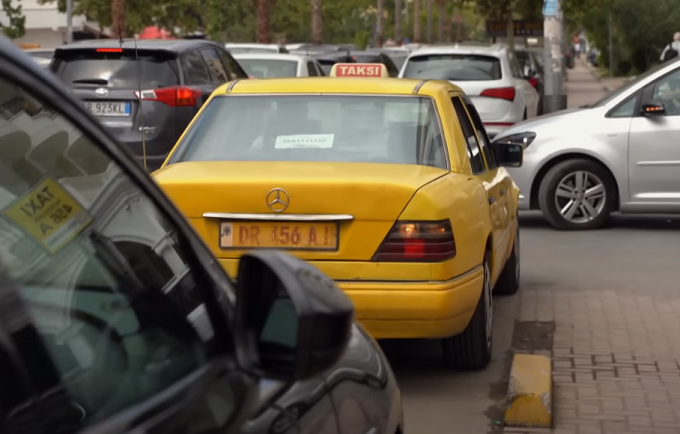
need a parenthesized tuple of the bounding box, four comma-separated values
(234, 250, 354, 382)
(642, 100, 666, 116)
(492, 143, 524, 167)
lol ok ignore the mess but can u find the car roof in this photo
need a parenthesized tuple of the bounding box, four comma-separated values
(232, 53, 309, 61)
(217, 77, 463, 96)
(411, 43, 506, 55)
(225, 43, 283, 48)
(24, 48, 55, 53)
(55, 38, 221, 52)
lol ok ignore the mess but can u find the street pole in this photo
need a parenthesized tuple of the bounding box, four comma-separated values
(542, 0, 567, 113)
(66, 0, 73, 43)
(607, 11, 613, 77)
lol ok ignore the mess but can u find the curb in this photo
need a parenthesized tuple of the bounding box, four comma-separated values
(504, 353, 553, 428)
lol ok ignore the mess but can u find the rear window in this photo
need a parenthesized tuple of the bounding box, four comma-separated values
(169, 95, 447, 169)
(51, 49, 179, 89)
(236, 59, 298, 78)
(352, 54, 381, 63)
(317, 60, 336, 75)
(402, 54, 502, 81)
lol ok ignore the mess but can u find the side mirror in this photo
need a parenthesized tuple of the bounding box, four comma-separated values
(641, 100, 666, 116)
(234, 250, 354, 382)
(492, 143, 524, 167)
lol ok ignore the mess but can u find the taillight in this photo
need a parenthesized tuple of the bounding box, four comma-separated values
(96, 48, 122, 53)
(135, 86, 201, 107)
(372, 220, 456, 262)
(528, 77, 538, 88)
(480, 87, 516, 101)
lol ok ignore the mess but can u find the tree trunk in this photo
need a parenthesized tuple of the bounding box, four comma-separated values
(426, 0, 432, 43)
(376, 0, 384, 47)
(311, 0, 322, 44)
(394, 0, 402, 41)
(255, 0, 271, 43)
(111, 0, 125, 39)
(413, 0, 421, 42)
(505, 7, 514, 53)
(437, 2, 444, 42)
(446, 11, 452, 42)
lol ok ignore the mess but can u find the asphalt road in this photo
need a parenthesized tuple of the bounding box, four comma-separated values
(378, 62, 666, 434)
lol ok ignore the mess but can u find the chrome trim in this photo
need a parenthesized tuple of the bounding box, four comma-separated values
(637, 161, 680, 166)
(226, 80, 241, 93)
(334, 264, 483, 284)
(203, 212, 354, 221)
(412, 79, 430, 94)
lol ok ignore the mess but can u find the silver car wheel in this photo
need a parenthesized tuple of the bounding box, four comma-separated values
(554, 170, 606, 223)
(483, 261, 492, 349)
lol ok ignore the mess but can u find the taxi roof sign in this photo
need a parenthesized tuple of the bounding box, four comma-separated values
(330, 63, 389, 78)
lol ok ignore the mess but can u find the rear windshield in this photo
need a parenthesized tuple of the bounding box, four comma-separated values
(227, 47, 278, 54)
(316, 60, 336, 75)
(51, 49, 179, 88)
(169, 95, 447, 169)
(352, 54, 381, 63)
(236, 59, 298, 78)
(387, 54, 408, 69)
(402, 54, 502, 81)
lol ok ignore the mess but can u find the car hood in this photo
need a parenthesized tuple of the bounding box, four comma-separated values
(494, 106, 603, 141)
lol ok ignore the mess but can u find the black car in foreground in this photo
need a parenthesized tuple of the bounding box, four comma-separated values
(0, 36, 403, 434)
(50, 39, 249, 171)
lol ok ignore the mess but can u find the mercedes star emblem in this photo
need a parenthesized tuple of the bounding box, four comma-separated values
(95, 88, 108, 97)
(266, 188, 289, 213)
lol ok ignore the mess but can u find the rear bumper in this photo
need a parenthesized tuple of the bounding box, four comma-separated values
(335, 266, 484, 339)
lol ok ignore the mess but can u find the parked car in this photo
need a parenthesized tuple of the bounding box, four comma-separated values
(24, 48, 55, 61)
(399, 43, 539, 138)
(493, 56, 680, 230)
(515, 48, 545, 115)
(50, 39, 249, 171)
(374, 47, 411, 69)
(306, 50, 356, 75)
(225, 43, 289, 54)
(349, 51, 400, 77)
(0, 36, 403, 434)
(233, 53, 325, 77)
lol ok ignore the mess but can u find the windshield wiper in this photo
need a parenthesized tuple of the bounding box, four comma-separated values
(72, 78, 109, 85)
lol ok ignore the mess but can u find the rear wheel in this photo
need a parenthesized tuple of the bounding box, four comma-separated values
(493, 223, 520, 295)
(442, 253, 492, 370)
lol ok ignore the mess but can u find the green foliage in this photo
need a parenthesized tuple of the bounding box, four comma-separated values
(38, 0, 202, 36)
(583, 0, 680, 72)
(1, 0, 26, 39)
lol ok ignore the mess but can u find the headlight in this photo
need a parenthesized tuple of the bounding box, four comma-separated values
(492, 131, 537, 148)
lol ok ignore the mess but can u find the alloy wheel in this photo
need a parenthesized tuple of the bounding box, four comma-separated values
(554, 170, 606, 224)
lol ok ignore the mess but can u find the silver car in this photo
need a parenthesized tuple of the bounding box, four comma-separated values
(493, 58, 680, 230)
(399, 43, 539, 138)
(232, 53, 325, 78)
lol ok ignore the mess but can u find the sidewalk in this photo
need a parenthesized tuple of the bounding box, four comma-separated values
(565, 59, 629, 108)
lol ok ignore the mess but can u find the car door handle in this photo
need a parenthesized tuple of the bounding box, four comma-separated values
(500, 188, 506, 196)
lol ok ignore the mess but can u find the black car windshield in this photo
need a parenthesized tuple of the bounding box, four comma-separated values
(589, 60, 679, 107)
(169, 95, 447, 169)
(402, 54, 502, 81)
(236, 59, 298, 78)
(51, 48, 179, 89)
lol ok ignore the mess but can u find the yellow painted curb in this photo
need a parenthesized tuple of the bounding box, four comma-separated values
(504, 353, 552, 428)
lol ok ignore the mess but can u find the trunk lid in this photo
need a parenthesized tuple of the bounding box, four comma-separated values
(153, 161, 447, 261)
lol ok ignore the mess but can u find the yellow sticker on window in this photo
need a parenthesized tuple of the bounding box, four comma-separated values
(2, 178, 92, 254)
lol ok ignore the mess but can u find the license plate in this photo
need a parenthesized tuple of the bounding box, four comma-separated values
(84, 101, 131, 116)
(219, 221, 339, 250)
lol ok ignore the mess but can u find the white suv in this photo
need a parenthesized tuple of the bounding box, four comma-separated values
(399, 43, 540, 138)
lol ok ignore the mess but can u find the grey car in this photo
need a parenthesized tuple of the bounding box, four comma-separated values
(493, 57, 680, 230)
(50, 39, 249, 171)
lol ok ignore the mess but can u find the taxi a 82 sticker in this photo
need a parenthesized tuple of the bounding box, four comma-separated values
(2, 178, 92, 254)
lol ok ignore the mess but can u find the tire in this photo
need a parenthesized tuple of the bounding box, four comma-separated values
(442, 253, 492, 370)
(538, 159, 616, 230)
(494, 223, 520, 295)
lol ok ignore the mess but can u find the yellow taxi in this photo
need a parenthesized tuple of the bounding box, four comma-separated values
(152, 63, 524, 369)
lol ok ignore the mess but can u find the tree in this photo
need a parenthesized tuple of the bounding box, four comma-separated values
(394, 0, 401, 41)
(1, 0, 26, 39)
(436, 0, 445, 42)
(311, 0, 322, 44)
(375, 0, 384, 46)
(413, 0, 421, 42)
(111, 0, 124, 38)
(425, 0, 432, 42)
(253, 0, 272, 42)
